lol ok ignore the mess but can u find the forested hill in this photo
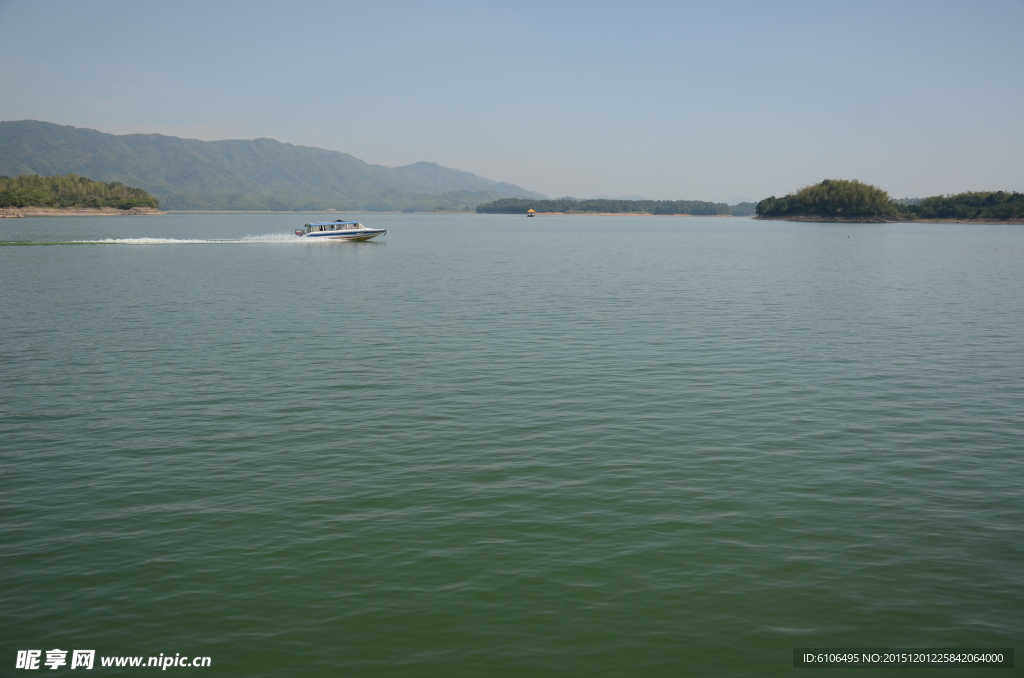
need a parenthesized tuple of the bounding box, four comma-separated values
(0, 120, 544, 211)
(756, 179, 1024, 221)
(0, 174, 158, 209)
(477, 197, 734, 215)
(912, 191, 1024, 221)
(756, 180, 899, 220)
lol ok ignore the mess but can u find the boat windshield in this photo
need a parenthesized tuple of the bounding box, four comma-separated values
(302, 222, 364, 233)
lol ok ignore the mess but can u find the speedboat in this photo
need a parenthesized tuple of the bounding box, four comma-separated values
(295, 221, 386, 241)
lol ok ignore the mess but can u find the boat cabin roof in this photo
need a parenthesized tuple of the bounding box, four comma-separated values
(306, 221, 361, 226)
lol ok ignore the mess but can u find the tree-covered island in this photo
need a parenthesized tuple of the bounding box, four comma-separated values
(756, 179, 1024, 222)
(0, 175, 160, 213)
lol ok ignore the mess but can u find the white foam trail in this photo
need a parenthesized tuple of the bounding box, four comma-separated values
(73, 233, 318, 245)
(82, 237, 219, 245)
(238, 233, 315, 243)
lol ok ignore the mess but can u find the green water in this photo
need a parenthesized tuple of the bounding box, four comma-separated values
(1, 214, 1021, 676)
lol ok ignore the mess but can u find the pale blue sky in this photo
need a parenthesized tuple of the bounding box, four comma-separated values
(2, 0, 1022, 201)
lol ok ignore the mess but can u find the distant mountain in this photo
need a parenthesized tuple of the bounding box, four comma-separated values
(0, 120, 545, 211)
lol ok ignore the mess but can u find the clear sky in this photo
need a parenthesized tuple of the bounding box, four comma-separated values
(1, 0, 1022, 202)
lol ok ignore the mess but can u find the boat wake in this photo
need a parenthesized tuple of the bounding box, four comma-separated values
(0, 233, 348, 246)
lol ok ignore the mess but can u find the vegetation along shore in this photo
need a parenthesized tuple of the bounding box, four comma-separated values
(755, 179, 1024, 223)
(2, 171, 1021, 225)
(0, 174, 161, 216)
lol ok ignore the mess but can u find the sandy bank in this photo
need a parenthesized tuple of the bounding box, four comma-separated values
(754, 215, 909, 223)
(911, 218, 1024, 225)
(755, 215, 1023, 224)
(529, 212, 734, 217)
(0, 207, 164, 217)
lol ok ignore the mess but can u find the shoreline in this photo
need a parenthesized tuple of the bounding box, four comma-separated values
(0, 207, 164, 217)
(165, 210, 402, 214)
(755, 215, 909, 223)
(514, 212, 737, 217)
(2, 207, 1017, 224)
(755, 215, 1024, 225)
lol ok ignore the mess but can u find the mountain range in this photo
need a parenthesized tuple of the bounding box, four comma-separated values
(0, 120, 544, 211)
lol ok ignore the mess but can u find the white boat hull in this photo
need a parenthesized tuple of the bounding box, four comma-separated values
(303, 229, 387, 240)
(296, 228, 386, 241)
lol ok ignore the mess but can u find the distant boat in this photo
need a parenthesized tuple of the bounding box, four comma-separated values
(295, 221, 385, 241)
(527, 209, 536, 217)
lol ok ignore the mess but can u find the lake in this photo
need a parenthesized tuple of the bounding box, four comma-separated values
(1, 213, 1021, 676)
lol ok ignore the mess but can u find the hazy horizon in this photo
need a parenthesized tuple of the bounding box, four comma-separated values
(1, 0, 1022, 203)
